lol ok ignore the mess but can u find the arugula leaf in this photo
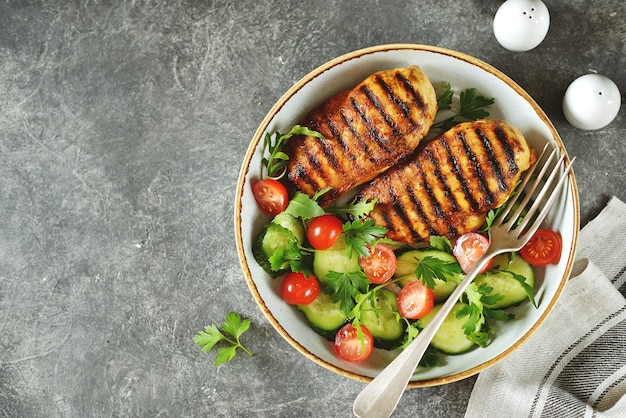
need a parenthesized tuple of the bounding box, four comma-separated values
(262, 125, 325, 179)
(342, 219, 387, 259)
(324, 270, 370, 314)
(508, 271, 537, 307)
(194, 312, 253, 366)
(284, 192, 324, 220)
(429, 235, 453, 253)
(399, 319, 420, 349)
(433, 87, 495, 131)
(326, 198, 378, 219)
(413, 256, 463, 290)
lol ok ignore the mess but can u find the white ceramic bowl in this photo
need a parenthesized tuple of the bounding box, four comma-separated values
(235, 44, 579, 386)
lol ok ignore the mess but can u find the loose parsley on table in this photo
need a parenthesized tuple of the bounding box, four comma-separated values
(193, 312, 253, 366)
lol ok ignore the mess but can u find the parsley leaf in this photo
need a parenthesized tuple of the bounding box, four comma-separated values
(269, 240, 312, 277)
(194, 312, 253, 366)
(262, 125, 325, 179)
(433, 86, 495, 131)
(413, 256, 463, 290)
(325, 270, 370, 314)
(342, 219, 387, 259)
(437, 82, 454, 110)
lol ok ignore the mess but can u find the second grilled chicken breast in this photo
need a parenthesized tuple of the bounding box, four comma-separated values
(356, 119, 536, 243)
(284, 66, 438, 206)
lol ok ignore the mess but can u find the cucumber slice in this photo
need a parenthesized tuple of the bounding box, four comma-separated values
(357, 289, 405, 349)
(298, 291, 347, 340)
(272, 212, 305, 243)
(417, 303, 477, 355)
(395, 249, 462, 302)
(313, 234, 361, 284)
(252, 222, 297, 277)
(475, 253, 535, 309)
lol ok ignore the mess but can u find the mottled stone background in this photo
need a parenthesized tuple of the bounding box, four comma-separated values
(0, 1, 624, 417)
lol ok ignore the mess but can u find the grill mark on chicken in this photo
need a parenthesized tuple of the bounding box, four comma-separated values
(322, 117, 351, 157)
(356, 119, 536, 243)
(350, 96, 395, 154)
(494, 126, 519, 174)
(442, 138, 480, 212)
(425, 147, 461, 213)
(459, 131, 495, 207)
(396, 72, 427, 117)
(339, 108, 371, 155)
(360, 84, 402, 138)
(284, 66, 438, 206)
(475, 127, 508, 192)
(409, 186, 435, 238)
(376, 75, 412, 119)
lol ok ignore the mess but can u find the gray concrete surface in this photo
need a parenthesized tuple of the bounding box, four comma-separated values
(0, 1, 624, 417)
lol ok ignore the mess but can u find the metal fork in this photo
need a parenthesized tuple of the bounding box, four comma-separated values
(353, 144, 575, 418)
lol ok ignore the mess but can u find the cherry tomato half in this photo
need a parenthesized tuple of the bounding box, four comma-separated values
(520, 229, 562, 266)
(306, 214, 343, 250)
(334, 323, 374, 362)
(397, 280, 435, 319)
(252, 179, 288, 216)
(280, 272, 320, 305)
(453, 232, 492, 274)
(359, 244, 397, 284)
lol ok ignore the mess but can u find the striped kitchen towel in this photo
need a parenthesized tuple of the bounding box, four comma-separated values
(465, 196, 626, 418)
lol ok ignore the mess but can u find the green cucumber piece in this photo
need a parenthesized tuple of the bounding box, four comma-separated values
(395, 249, 461, 302)
(312, 234, 361, 284)
(298, 291, 347, 340)
(252, 222, 297, 277)
(357, 289, 405, 349)
(417, 303, 477, 355)
(475, 253, 535, 309)
(272, 212, 305, 243)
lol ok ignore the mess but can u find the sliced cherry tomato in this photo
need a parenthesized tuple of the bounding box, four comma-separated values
(280, 272, 320, 305)
(520, 229, 562, 266)
(306, 214, 343, 250)
(252, 179, 288, 216)
(334, 323, 374, 362)
(397, 280, 435, 319)
(359, 244, 397, 284)
(452, 232, 492, 274)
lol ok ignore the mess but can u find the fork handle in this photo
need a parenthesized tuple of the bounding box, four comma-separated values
(353, 252, 498, 418)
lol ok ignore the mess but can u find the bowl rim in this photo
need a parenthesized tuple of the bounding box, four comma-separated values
(234, 43, 580, 387)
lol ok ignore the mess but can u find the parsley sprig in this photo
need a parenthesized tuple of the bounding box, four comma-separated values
(433, 84, 495, 131)
(343, 219, 387, 259)
(414, 256, 463, 290)
(194, 312, 253, 366)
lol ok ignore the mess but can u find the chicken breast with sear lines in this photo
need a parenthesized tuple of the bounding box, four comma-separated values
(284, 65, 438, 206)
(356, 119, 537, 243)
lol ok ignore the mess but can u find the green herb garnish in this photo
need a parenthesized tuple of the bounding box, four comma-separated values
(193, 312, 253, 366)
(325, 270, 370, 314)
(413, 255, 463, 290)
(262, 125, 325, 179)
(342, 219, 387, 259)
(433, 84, 495, 131)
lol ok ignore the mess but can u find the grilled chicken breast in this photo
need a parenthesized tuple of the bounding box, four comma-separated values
(356, 119, 536, 243)
(284, 66, 438, 206)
